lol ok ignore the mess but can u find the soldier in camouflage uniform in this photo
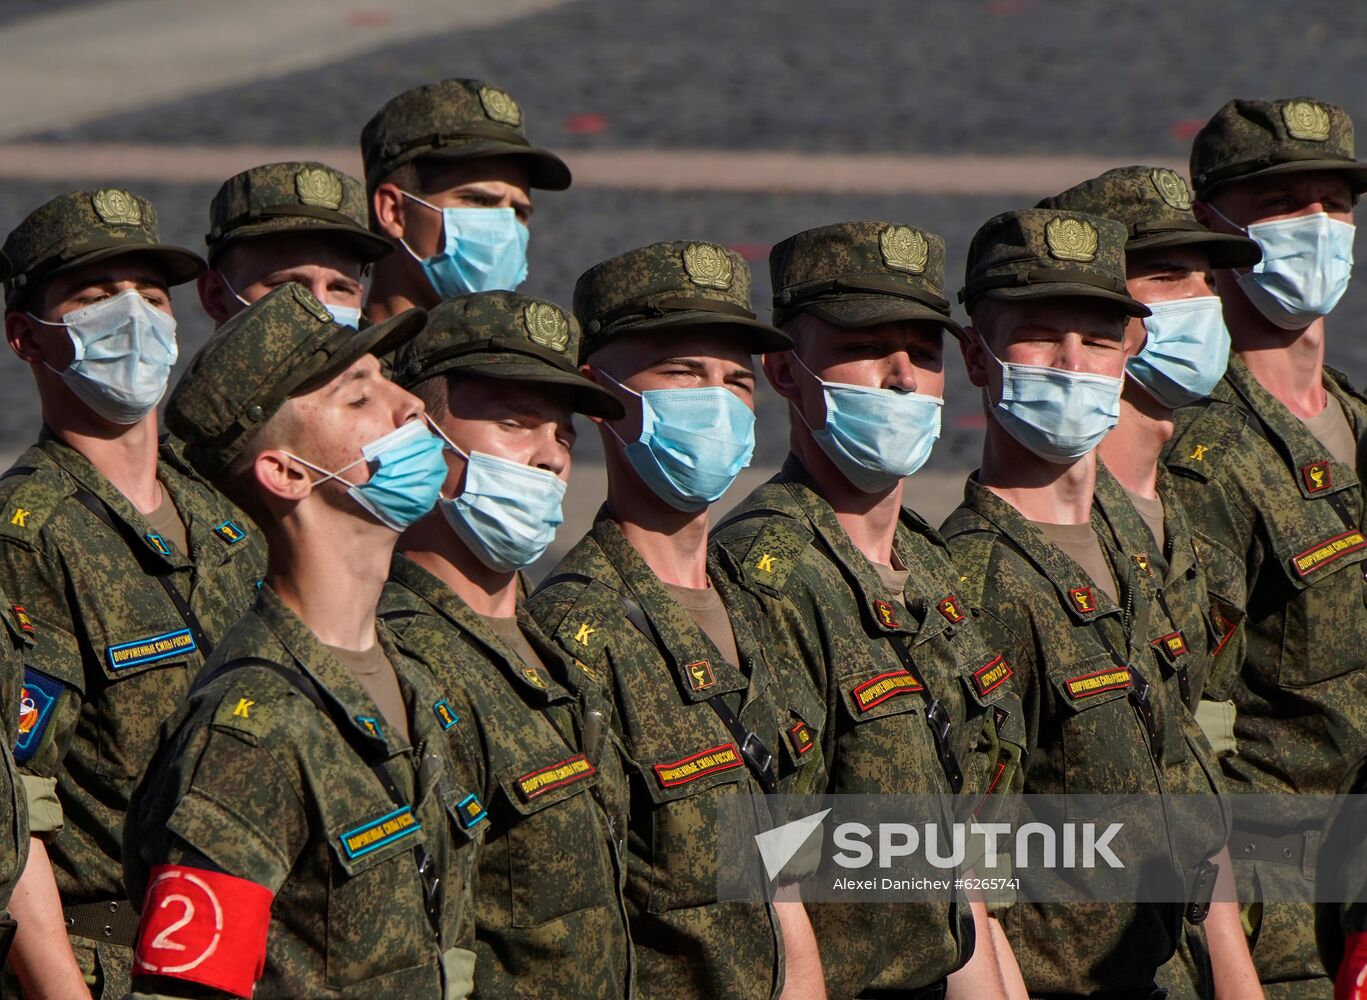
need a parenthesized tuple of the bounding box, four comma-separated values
(527, 242, 830, 999)
(709, 220, 1026, 999)
(941, 209, 1231, 998)
(1160, 97, 1367, 1000)
(376, 291, 633, 998)
(0, 589, 33, 962)
(0, 190, 266, 998)
(360, 78, 571, 322)
(197, 161, 393, 328)
(1037, 168, 1266, 998)
(127, 283, 481, 998)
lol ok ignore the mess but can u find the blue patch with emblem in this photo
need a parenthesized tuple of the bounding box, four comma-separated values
(356, 715, 383, 739)
(455, 793, 487, 830)
(433, 699, 459, 730)
(106, 628, 196, 671)
(145, 532, 172, 556)
(214, 520, 246, 544)
(340, 805, 421, 860)
(16, 669, 62, 762)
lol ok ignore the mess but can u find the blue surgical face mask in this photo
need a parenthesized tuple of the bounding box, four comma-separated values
(1211, 207, 1355, 329)
(598, 370, 756, 511)
(432, 433, 567, 572)
(1126, 295, 1230, 409)
(287, 419, 449, 531)
(983, 340, 1123, 464)
(30, 289, 179, 425)
(790, 353, 943, 493)
(401, 193, 529, 297)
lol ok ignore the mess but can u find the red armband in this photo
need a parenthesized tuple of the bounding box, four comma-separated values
(1339, 931, 1367, 1000)
(133, 865, 274, 998)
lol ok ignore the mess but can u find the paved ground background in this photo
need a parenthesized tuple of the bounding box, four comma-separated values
(2, 0, 1366, 575)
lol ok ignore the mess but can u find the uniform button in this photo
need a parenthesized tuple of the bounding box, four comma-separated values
(1281, 847, 1293, 859)
(1242, 843, 1254, 855)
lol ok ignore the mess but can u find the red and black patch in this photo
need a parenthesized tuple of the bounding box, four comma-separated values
(937, 595, 966, 624)
(787, 720, 815, 756)
(1292, 530, 1367, 578)
(971, 655, 1013, 698)
(1302, 461, 1332, 493)
(1068, 587, 1096, 613)
(653, 743, 743, 788)
(852, 669, 923, 712)
(873, 599, 899, 628)
(685, 659, 716, 692)
(11, 606, 33, 634)
(1064, 666, 1133, 700)
(1153, 631, 1188, 658)
(517, 754, 596, 802)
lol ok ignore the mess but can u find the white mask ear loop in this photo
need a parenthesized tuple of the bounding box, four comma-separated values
(24, 313, 81, 375)
(217, 273, 252, 308)
(419, 414, 466, 502)
(397, 190, 443, 264)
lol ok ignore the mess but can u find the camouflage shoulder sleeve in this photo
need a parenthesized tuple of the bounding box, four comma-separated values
(714, 512, 813, 599)
(532, 578, 625, 676)
(0, 466, 70, 551)
(1164, 400, 1249, 484)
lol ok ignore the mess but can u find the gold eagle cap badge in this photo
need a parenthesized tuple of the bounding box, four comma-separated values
(1283, 100, 1332, 142)
(1150, 168, 1192, 210)
(1045, 217, 1099, 263)
(880, 225, 929, 274)
(682, 243, 734, 290)
(479, 86, 523, 127)
(524, 302, 571, 352)
(295, 167, 344, 210)
(91, 189, 143, 227)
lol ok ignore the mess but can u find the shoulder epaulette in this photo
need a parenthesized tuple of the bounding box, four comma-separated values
(1165, 402, 1248, 483)
(943, 531, 997, 612)
(543, 575, 619, 673)
(726, 510, 813, 599)
(0, 466, 70, 549)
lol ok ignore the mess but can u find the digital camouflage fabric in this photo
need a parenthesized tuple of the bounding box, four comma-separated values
(572, 240, 791, 358)
(1189, 97, 1367, 198)
(360, 78, 570, 192)
(711, 455, 1024, 996)
(0, 431, 264, 994)
(768, 219, 964, 335)
(1037, 165, 1262, 269)
(126, 587, 481, 999)
(0, 597, 31, 915)
(527, 511, 825, 1000)
(959, 207, 1150, 317)
(942, 477, 1226, 996)
(380, 555, 632, 999)
(1, 189, 204, 311)
(1164, 354, 1367, 998)
(205, 161, 392, 265)
(389, 290, 623, 419)
(165, 282, 426, 477)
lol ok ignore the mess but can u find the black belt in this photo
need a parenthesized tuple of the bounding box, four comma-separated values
(859, 980, 946, 1000)
(1231, 827, 1316, 867)
(64, 898, 139, 948)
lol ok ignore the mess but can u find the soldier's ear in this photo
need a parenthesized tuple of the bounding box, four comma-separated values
(5, 311, 43, 364)
(761, 351, 802, 402)
(198, 271, 237, 326)
(961, 324, 991, 389)
(372, 183, 408, 240)
(254, 449, 313, 503)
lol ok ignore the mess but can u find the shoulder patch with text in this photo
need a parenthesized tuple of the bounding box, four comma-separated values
(340, 805, 420, 860)
(1292, 530, 1367, 577)
(971, 655, 1013, 698)
(106, 628, 196, 671)
(852, 669, 923, 712)
(653, 742, 743, 788)
(1153, 631, 1188, 658)
(455, 792, 488, 831)
(517, 754, 596, 802)
(1064, 666, 1133, 700)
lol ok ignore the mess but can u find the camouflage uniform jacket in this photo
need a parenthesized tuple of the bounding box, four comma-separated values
(0, 597, 31, 913)
(0, 430, 264, 906)
(710, 456, 1021, 997)
(526, 510, 822, 1000)
(1164, 355, 1367, 799)
(943, 476, 1224, 995)
(127, 585, 481, 999)
(378, 554, 633, 999)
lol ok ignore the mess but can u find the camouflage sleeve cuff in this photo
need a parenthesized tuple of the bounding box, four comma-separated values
(1195, 699, 1238, 759)
(21, 772, 61, 836)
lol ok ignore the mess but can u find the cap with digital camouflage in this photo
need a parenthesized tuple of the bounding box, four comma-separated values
(205, 161, 393, 265)
(769, 220, 964, 336)
(573, 240, 792, 359)
(1038, 165, 1262, 269)
(166, 282, 426, 478)
(361, 78, 571, 193)
(1190, 97, 1367, 198)
(391, 290, 623, 419)
(2, 189, 205, 311)
(959, 208, 1150, 318)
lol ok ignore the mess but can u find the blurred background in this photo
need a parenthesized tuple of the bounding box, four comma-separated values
(2, 0, 1365, 573)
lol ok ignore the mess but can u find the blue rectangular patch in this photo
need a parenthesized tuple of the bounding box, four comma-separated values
(340, 806, 421, 860)
(16, 669, 62, 763)
(356, 715, 382, 739)
(214, 520, 246, 544)
(433, 699, 459, 730)
(105, 628, 197, 671)
(145, 532, 172, 556)
(455, 792, 487, 830)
